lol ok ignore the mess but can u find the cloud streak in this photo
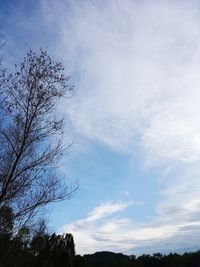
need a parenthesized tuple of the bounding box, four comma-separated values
(42, 0, 200, 165)
(60, 199, 200, 255)
(39, 0, 200, 254)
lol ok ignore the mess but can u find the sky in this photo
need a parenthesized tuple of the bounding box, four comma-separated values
(1, 0, 200, 255)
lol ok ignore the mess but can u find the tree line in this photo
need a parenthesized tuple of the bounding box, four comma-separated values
(79, 250, 200, 267)
(1, 223, 200, 267)
(0, 217, 75, 267)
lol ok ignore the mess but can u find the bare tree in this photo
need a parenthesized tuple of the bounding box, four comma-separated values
(0, 49, 77, 228)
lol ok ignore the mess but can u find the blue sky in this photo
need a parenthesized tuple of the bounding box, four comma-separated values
(2, 0, 200, 255)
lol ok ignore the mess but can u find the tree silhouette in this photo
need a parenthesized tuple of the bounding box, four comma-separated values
(0, 49, 77, 231)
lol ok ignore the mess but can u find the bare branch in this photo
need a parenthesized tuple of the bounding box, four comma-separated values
(0, 49, 76, 230)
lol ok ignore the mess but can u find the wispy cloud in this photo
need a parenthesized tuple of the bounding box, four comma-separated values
(123, 191, 130, 197)
(85, 201, 134, 222)
(60, 198, 200, 255)
(39, 0, 200, 254)
(42, 0, 200, 165)
(3, 0, 200, 256)
(59, 200, 142, 254)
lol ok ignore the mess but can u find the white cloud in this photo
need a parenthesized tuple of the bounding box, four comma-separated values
(59, 201, 136, 253)
(85, 201, 133, 222)
(42, 0, 200, 165)
(3, 0, 200, 257)
(40, 0, 200, 254)
(60, 197, 200, 255)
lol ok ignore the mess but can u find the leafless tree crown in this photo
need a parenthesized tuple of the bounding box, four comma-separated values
(0, 49, 76, 227)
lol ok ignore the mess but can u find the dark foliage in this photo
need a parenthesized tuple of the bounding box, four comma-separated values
(84, 251, 133, 267)
(83, 250, 200, 267)
(0, 225, 75, 267)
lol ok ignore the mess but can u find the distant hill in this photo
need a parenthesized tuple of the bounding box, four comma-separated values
(84, 251, 133, 267)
